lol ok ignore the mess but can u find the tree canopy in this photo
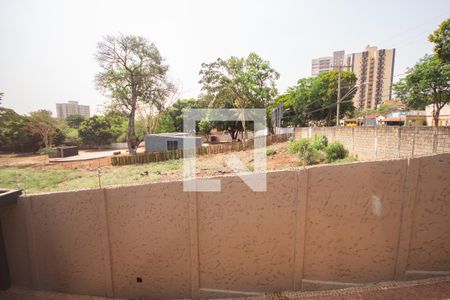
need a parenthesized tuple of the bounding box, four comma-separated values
(0, 107, 39, 152)
(429, 18, 450, 63)
(165, 98, 206, 132)
(278, 71, 357, 126)
(95, 34, 174, 154)
(28, 110, 61, 148)
(78, 115, 116, 146)
(65, 114, 86, 129)
(199, 53, 279, 138)
(394, 55, 450, 126)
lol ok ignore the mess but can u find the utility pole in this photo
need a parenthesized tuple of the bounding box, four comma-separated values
(333, 64, 352, 126)
(337, 69, 341, 126)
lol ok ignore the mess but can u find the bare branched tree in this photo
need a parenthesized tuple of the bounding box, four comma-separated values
(95, 34, 173, 154)
(136, 79, 180, 135)
(28, 110, 57, 148)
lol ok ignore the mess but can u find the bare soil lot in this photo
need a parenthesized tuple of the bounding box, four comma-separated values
(0, 142, 349, 194)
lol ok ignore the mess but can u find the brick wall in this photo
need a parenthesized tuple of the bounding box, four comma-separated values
(294, 126, 450, 160)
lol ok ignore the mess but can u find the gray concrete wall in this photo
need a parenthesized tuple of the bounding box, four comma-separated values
(144, 135, 202, 152)
(1, 154, 450, 299)
(294, 126, 450, 160)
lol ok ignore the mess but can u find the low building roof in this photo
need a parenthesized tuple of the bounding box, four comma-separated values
(363, 112, 383, 119)
(146, 133, 202, 139)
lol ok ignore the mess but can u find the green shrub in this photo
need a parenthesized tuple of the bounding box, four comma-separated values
(266, 148, 276, 156)
(310, 134, 328, 150)
(38, 146, 57, 157)
(64, 128, 81, 145)
(297, 139, 320, 166)
(287, 139, 302, 154)
(325, 141, 348, 163)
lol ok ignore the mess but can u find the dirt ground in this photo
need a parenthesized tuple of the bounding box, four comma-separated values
(0, 142, 300, 172)
(0, 142, 303, 194)
(0, 153, 48, 167)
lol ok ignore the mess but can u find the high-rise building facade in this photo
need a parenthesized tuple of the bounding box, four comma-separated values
(351, 46, 395, 110)
(311, 45, 395, 110)
(56, 101, 90, 118)
(312, 56, 332, 76)
(311, 51, 352, 76)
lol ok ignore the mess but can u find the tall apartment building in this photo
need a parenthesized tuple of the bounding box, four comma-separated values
(352, 46, 395, 110)
(56, 101, 90, 118)
(311, 56, 332, 76)
(311, 50, 352, 76)
(311, 45, 395, 110)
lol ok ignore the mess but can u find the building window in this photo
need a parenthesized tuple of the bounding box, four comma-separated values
(167, 140, 178, 151)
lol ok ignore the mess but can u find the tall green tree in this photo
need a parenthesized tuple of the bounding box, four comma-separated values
(78, 115, 115, 146)
(95, 34, 174, 154)
(429, 18, 450, 63)
(65, 114, 85, 129)
(394, 55, 450, 127)
(198, 119, 214, 142)
(154, 112, 176, 133)
(199, 53, 279, 139)
(28, 110, 60, 148)
(166, 98, 206, 132)
(0, 108, 39, 152)
(282, 71, 357, 126)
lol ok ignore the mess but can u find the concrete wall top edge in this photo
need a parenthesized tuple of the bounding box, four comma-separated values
(18, 153, 449, 198)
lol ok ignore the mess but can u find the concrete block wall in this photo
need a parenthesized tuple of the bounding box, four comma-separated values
(1, 154, 450, 299)
(294, 126, 450, 160)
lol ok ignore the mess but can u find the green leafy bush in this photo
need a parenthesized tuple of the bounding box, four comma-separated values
(310, 134, 328, 150)
(38, 146, 57, 157)
(288, 137, 350, 165)
(266, 148, 276, 156)
(297, 138, 321, 166)
(79, 115, 115, 146)
(287, 139, 302, 154)
(64, 128, 81, 145)
(325, 141, 348, 163)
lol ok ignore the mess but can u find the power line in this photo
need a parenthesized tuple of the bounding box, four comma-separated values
(304, 91, 400, 115)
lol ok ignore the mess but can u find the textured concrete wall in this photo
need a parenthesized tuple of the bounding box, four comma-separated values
(405, 154, 450, 280)
(105, 182, 192, 300)
(294, 126, 450, 160)
(197, 171, 297, 297)
(1, 154, 450, 299)
(28, 190, 108, 296)
(303, 160, 406, 289)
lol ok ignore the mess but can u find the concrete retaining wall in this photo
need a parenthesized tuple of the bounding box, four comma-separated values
(1, 154, 450, 299)
(294, 126, 450, 160)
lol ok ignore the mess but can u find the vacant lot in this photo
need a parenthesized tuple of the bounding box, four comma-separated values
(0, 142, 354, 194)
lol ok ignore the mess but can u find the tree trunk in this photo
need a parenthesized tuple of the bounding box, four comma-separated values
(241, 120, 247, 140)
(127, 108, 138, 155)
(43, 130, 49, 148)
(433, 103, 440, 128)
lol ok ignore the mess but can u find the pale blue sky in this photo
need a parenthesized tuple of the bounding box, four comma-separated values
(0, 0, 449, 115)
